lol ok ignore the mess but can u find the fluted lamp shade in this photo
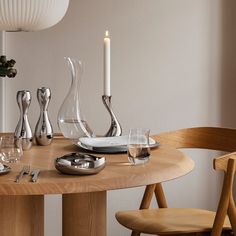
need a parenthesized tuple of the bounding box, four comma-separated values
(0, 0, 70, 31)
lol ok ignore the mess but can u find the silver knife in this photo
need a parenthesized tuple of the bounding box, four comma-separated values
(31, 169, 40, 182)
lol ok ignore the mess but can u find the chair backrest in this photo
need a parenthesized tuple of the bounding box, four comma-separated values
(154, 127, 236, 152)
(141, 127, 236, 210)
(138, 127, 236, 236)
(212, 154, 236, 235)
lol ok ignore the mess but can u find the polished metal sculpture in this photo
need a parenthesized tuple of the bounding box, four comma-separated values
(102, 95, 122, 137)
(35, 87, 53, 145)
(14, 90, 33, 150)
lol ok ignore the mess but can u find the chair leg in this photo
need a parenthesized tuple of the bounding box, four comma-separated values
(140, 184, 156, 209)
(131, 231, 141, 236)
(155, 183, 168, 208)
(130, 184, 156, 236)
(130, 183, 168, 236)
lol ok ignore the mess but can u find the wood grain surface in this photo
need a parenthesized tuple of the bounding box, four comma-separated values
(63, 191, 106, 236)
(0, 195, 44, 236)
(0, 133, 194, 236)
(0, 134, 194, 196)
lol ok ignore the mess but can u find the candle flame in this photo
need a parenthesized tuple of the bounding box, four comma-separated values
(105, 30, 109, 37)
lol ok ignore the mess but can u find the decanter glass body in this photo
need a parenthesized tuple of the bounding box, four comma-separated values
(57, 57, 93, 140)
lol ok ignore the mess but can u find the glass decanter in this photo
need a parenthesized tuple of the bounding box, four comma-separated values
(57, 57, 93, 140)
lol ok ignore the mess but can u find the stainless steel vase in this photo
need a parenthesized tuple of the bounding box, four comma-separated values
(35, 87, 53, 145)
(14, 90, 33, 150)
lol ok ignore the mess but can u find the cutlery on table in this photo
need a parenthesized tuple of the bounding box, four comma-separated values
(31, 169, 40, 182)
(15, 165, 30, 183)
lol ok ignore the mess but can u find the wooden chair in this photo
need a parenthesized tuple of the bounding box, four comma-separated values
(115, 127, 236, 236)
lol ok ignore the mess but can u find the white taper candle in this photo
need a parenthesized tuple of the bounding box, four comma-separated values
(104, 30, 111, 96)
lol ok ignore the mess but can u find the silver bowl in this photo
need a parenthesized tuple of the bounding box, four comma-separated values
(55, 153, 106, 175)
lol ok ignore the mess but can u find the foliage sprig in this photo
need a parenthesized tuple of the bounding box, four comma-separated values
(0, 55, 17, 78)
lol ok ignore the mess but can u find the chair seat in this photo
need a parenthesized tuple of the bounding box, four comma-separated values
(115, 208, 232, 235)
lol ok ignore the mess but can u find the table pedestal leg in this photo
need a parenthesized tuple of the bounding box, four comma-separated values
(0, 195, 44, 236)
(63, 191, 106, 236)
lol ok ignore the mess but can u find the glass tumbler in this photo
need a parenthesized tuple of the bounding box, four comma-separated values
(127, 128, 151, 165)
(0, 135, 23, 163)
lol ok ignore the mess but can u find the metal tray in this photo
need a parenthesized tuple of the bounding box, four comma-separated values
(55, 153, 106, 175)
(76, 142, 128, 153)
(75, 138, 160, 154)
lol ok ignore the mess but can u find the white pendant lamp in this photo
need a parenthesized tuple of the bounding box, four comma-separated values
(0, 0, 70, 31)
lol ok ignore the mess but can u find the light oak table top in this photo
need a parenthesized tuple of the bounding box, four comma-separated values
(0, 135, 194, 196)
(0, 135, 194, 236)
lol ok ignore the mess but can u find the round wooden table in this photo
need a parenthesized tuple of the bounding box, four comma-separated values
(0, 135, 194, 236)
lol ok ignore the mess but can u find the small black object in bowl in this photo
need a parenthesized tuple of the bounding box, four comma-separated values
(55, 153, 106, 175)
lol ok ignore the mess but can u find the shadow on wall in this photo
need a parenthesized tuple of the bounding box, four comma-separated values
(220, 0, 236, 198)
(220, 0, 236, 127)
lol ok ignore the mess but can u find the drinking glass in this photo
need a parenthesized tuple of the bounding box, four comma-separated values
(127, 128, 151, 165)
(0, 135, 23, 163)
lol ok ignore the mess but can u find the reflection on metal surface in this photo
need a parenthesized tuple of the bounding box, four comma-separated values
(55, 153, 106, 175)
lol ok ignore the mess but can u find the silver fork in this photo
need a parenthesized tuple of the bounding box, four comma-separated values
(31, 169, 40, 182)
(15, 165, 30, 183)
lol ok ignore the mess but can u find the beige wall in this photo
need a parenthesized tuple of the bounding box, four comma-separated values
(1, 0, 236, 235)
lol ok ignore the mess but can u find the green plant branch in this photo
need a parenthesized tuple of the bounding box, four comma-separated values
(0, 55, 17, 78)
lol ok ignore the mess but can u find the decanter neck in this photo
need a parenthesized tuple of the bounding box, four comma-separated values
(65, 57, 83, 88)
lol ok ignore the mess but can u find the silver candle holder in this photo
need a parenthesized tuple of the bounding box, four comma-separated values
(102, 95, 122, 137)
